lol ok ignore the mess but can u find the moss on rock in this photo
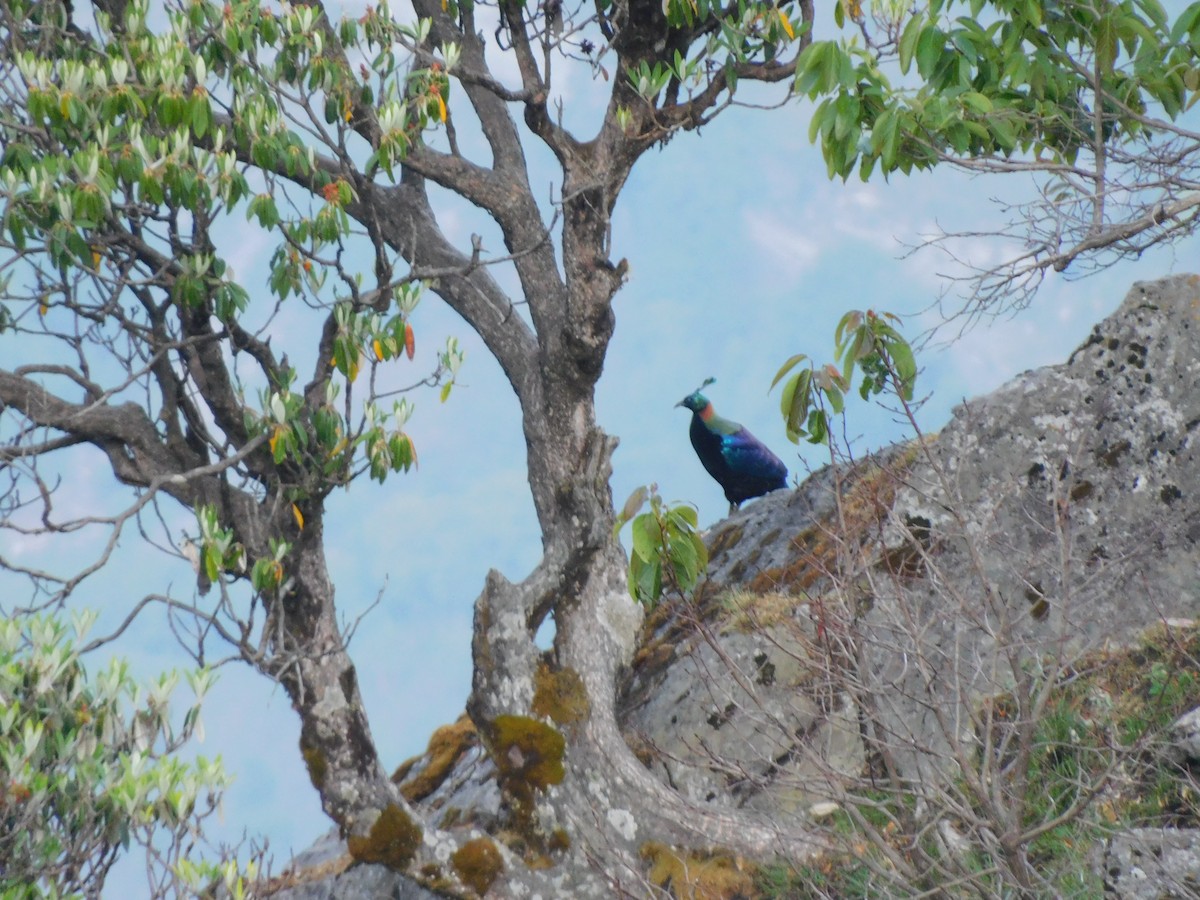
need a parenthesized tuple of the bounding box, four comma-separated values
(531, 663, 591, 729)
(491, 714, 566, 791)
(640, 841, 756, 899)
(346, 803, 422, 870)
(548, 827, 571, 852)
(299, 741, 327, 791)
(451, 837, 504, 896)
(706, 522, 745, 563)
(392, 714, 477, 802)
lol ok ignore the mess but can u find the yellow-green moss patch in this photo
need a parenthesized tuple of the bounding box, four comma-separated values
(720, 590, 803, 632)
(706, 522, 745, 562)
(392, 714, 477, 802)
(548, 827, 571, 852)
(640, 841, 755, 899)
(300, 742, 327, 791)
(451, 837, 504, 896)
(346, 803, 422, 870)
(491, 714, 566, 791)
(745, 450, 924, 595)
(531, 663, 591, 729)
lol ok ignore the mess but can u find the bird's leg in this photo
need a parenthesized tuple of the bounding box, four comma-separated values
(728, 501, 738, 516)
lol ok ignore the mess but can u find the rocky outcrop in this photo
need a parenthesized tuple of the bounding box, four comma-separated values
(264, 828, 441, 899)
(1099, 828, 1200, 898)
(864, 274, 1200, 785)
(272, 275, 1200, 897)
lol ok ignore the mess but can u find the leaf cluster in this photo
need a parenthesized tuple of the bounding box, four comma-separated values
(615, 486, 709, 610)
(772, 309, 916, 444)
(794, 0, 1200, 180)
(0, 612, 228, 899)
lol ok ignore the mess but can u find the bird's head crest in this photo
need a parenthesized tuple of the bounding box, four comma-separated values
(676, 377, 715, 412)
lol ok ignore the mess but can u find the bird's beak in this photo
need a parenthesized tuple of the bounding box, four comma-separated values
(674, 398, 685, 408)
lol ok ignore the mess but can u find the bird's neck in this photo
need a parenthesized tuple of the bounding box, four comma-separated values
(698, 405, 740, 435)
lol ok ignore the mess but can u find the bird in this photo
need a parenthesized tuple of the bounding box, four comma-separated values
(676, 379, 789, 513)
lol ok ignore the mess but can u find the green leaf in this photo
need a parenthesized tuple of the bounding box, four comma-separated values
(192, 96, 210, 138)
(806, 408, 829, 445)
(689, 533, 709, 575)
(780, 369, 812, 442)
(795, 42, 830, 96)
(886, 338, 917, 399)
(990, 115, 1017, 151)
(898, 16, 923, 74)
(915, 26, 945, 80)
(840, 328, 867, 384)
(630, 513, 660, 564)
(1169, 2, 1200, 43)
(833, 91, 861, 142)
(203, 546, 220, 583)
(668, 530, 700, 588)
(628, 552, 662, 607)
(834, 310, 863, 351)
(960, 91, 993, 114)
(770, 353, 809, 389)
(809, 98, 833, 143)
(668, 505, 699, 530)
(825, 385, 845, 415)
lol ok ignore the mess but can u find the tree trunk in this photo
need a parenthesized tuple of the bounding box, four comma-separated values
(467, 386, 823, 890)
(274, 516, 413, 852)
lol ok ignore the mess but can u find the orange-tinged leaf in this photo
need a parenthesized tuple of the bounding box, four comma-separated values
(91, 249, 101, 270)
(435, 93, 447, 123)
(373, 338, 385, 361)
(38, 297, 48, 316)
(777, 8, 795, 39)
(292, 503, 304, 530)
(269, 424, 284, 455)
(404, 321, 415, 360)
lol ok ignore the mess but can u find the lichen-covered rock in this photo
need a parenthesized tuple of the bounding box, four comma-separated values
(268, 827, 441, 900)
(1099, 828, 1200, 898)
(867, 274, 1200, 783)
(620, 274, 1200, 816)
(1168, 704, 1200, 766)
(620, 595, 864, 814)
(269, 865, 442, 900)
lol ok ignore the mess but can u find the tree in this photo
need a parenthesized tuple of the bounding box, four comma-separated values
(0, 0, 1196, 894)
(0, 0, 819, 890)
(0, 610, 246, 899)
(796, 0, 1200, 312)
